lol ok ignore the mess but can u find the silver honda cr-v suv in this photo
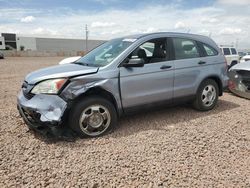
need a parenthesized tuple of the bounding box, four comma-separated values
(17, 32, 228, 137)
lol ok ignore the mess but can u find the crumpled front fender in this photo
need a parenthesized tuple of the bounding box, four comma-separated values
(60, 77, 123, 115)
(61, 79, 110, 99)
(228, 69, 250, 100)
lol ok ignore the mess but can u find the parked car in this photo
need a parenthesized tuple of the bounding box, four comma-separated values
(228, 61, 250, 99)
(0, 51, 4, 59)
(220, 46, 239, 68)
(238, 52, 246, 59)
(240, 55, 250, 63)
(58, 56, 81, 65)
(17, 32, 228, 137)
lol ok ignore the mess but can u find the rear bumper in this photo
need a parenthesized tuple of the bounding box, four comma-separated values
(17, 91, 68, 133)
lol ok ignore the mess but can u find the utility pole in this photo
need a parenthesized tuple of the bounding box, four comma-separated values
(235, 38, 239, 49)
(85, 24, 89, 53)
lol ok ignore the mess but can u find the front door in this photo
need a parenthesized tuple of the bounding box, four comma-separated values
(119, 38, 174, 109)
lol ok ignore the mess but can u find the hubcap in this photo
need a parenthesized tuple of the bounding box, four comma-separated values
(79, 105, 111, 136)
(201, 85, 216, 107)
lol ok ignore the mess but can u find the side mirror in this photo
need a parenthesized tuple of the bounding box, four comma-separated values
(123, 58, 144, 68)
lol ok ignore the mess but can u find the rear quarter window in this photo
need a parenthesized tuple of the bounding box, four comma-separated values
(231, 48, 237, 55)
(202, 43, 218, 56)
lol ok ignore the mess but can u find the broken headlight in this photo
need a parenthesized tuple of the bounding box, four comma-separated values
(31, 79, 67, 94)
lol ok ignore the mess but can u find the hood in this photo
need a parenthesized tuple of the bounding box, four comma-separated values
(242, 55, 250, 60)
(25, 63, 98, 84)
(230, 61, 250, 72)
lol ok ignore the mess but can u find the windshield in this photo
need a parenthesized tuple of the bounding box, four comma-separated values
(75, 38, 135, 67)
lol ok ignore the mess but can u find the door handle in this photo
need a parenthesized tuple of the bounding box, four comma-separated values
(160, 65, 172, 69)
(198, 61, 206, 65)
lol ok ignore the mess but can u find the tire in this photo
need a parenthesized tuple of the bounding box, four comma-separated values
(69, 96, 117, 138)
(193, 79, 219, 111)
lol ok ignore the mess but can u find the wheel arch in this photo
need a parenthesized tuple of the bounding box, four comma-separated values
(72, 86, 121, 116)
(198, 76, 223, 96)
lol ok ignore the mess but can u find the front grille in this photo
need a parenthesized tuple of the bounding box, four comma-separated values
(237, 70, 250, 91)
(242, 80, 250, 90)
(23, 91, 35, 100)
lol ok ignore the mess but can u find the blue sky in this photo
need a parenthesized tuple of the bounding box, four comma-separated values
(0, 0, 250, 48)
(1, 0, 214, 10)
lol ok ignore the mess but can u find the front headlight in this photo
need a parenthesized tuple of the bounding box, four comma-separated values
(31, 78, 67, 94)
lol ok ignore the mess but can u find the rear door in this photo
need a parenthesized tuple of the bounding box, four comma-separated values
(119, 38, 174, 109)
(172, 37, 206, 99)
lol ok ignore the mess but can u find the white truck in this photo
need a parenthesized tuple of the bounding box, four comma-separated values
(219, 45, 239, 68)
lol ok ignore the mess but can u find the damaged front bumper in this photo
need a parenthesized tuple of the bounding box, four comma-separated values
(17, 91, 68, 133)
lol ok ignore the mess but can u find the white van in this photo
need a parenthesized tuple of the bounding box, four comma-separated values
(219, 46, 239, 68)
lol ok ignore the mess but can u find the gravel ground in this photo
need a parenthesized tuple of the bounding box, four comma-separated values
(0, 57, 250, 187)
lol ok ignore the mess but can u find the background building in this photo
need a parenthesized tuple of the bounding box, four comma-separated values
(0, 33, 105, 56)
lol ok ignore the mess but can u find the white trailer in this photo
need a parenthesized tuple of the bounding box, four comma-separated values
(0, 36, 5, 50)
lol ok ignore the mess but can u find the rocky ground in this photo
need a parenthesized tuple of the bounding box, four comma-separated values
(0, 57, 249, 187)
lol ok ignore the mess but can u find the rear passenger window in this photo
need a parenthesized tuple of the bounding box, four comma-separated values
(173, 38, 200, 60)
(202, 43, 218, 56)
(223, 48, 231, 55)
(231, 48, 237, 55)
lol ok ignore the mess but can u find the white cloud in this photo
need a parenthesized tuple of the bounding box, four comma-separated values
(174, 21, 186, 29)
(91, 22, 116, 28)
(143, 27, 158, 33)
(217, 0, 250, 5)
(0, 2, 250, 49)
(32, 27, 57, 36)
(20, 16, 35, 23)
(201, 17, 219, 24)
(219, 28, 242, 35)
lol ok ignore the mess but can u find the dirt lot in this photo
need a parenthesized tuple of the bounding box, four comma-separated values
(0, 57, 250, 187)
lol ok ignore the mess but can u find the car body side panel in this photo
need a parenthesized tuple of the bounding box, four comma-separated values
(173, 55, 227, 98)
(119, 61, 174, 108)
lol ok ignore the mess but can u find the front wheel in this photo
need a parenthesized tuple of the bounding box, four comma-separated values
(193, 79, 219, 111)
(69, 96, 118, 138)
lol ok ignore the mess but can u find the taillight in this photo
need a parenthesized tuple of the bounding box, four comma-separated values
(224, 56, 228, 72)
(228, 80, 236, 90)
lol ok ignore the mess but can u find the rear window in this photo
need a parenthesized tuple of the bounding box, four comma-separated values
(223, 48, 231, 55)
(231, 48, 237, 55)
(202, 43, 218, 56)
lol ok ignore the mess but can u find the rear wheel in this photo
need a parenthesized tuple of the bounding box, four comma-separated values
(193, 79, 219, 111)
(69, 96, 117, 138)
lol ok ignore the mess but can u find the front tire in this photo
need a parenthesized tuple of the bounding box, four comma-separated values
(69, 96, 117, 138)
(193, 79, 219, 111)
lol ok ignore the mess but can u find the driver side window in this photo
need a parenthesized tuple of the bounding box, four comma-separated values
(129, 38, 168, 64)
